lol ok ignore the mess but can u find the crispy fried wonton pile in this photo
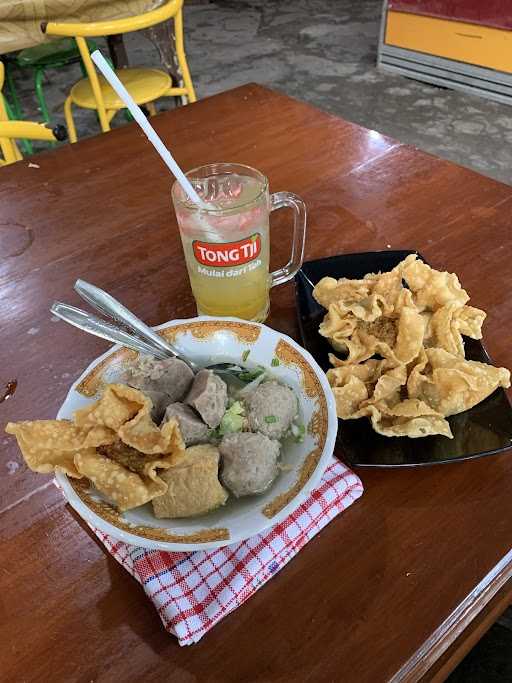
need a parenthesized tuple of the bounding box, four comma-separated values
(313, 255, 510, 438)
(6, 384, 186, 511)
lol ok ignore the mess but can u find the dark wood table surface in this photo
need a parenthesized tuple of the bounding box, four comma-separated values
(1, 84, 511, 683)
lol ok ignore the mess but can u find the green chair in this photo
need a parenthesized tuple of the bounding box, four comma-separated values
(4, 37, 97, 125)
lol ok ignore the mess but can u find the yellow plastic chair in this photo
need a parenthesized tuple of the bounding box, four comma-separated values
(0, 63, 67, 165)
(42, 0, 197, 143)
(0, 120, 67, 165)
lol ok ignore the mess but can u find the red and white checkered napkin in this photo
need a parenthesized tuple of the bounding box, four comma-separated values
(93, 458, 363, 646)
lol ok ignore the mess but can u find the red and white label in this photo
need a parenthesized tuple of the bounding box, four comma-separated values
(193, 233, 261, 267)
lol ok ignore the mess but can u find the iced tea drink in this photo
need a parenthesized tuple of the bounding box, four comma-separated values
(172, 163, 306, 321)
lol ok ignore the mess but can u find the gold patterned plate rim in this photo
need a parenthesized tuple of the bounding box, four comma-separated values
(55, 316, 338, 552)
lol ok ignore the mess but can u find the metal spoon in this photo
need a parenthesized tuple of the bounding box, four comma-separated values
(52, 282, 253, 384)
(51, 302, 172, 360)
(74, 279, 183, 362)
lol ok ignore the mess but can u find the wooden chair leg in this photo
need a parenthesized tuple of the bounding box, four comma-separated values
(64, 96, 77, 143)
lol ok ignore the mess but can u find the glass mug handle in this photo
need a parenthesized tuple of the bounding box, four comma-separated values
(269, 191, 307, 287)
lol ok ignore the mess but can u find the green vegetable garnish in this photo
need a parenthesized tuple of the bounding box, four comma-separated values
(208, 426, 221, 440)
(271, 358, 280, 367)
(230, 401, 245, 415)
(242, 349, 250, 362)
(218, 401, 245, 435)
(291, 423, 306, 442)
(264, 415, 278, 424)
(238, 365, 265, 382)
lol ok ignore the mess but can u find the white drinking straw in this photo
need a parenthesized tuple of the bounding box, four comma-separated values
(91, 49, 206, 208)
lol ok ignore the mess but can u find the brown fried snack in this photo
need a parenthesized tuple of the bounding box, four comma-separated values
(316, 255, 510, 438)
(6, 384, 186, 510)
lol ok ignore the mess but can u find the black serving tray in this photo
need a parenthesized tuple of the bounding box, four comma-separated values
(295, 250, 512, 467)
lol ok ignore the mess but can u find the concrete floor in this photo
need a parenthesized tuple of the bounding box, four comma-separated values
(5, 0, 512, 184)
(4, 1, 512, 678)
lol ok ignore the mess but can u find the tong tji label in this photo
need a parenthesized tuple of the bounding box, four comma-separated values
(193, 233, 261, 267)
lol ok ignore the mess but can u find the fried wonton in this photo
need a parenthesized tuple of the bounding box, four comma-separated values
(327, 359, 386, 418)
(75, 448, 174, 512)
(324, 306, 424, 366)
(328, 357, 452, 438)
(361, 399, 453, 439)
(3, 421, 114, 478)
(423, 303, 486, 356)
(313, 269, 403, 311)
(398, 254, 469, 311)
(315, 255, 510, 438)
(408, 348, 510, 416)
(313, 276, 374, 309)
(6, 383, 186, 511)
(152, 444, 228, 519)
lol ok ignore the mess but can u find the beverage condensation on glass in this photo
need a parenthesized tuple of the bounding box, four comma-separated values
(172, 163, 306, 322)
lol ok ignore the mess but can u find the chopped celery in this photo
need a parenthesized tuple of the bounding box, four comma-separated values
(218, 401, 245, 435)
(238, 365, 265, 382)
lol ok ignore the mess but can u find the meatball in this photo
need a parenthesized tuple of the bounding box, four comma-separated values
(126, 356, 194, 403)
(186, 369, 228, 428)
(246, 380, 298, 439)
(161, 403, 209, 447)
(219, 432, 280, 497)
(144, 390, 169, 423)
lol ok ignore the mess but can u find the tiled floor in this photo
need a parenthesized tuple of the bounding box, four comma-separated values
(3, 1, 511, 678)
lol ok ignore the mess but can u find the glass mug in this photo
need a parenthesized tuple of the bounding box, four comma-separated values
(172, 163, 306, 322)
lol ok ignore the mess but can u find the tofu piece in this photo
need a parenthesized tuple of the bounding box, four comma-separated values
(152, 444, 228, 518)
(186, 369, 228, 428)
(161, 403, 209, 446)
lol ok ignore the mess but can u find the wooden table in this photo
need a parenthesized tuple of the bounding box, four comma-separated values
(1, 84, 511, 683)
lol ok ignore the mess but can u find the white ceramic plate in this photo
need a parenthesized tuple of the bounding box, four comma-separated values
(55, 317, 337, 551)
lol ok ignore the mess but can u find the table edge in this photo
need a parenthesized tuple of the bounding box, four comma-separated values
(391, 547, 512, 682)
